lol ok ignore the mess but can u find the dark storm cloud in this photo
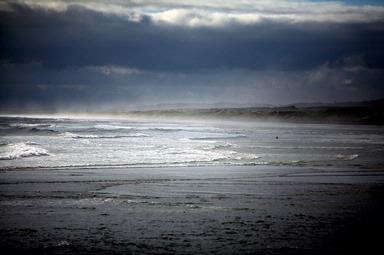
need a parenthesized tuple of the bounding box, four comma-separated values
(0, 1, 384, 112)
(1, 4, 384, 72)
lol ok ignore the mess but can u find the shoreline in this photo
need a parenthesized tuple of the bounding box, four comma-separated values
(1, 165, 384, 254)
(1, 105, 384, 126)
(2, 159, 384, 172)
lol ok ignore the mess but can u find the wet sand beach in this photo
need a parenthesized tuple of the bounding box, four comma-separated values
(1, 165, 384, 254)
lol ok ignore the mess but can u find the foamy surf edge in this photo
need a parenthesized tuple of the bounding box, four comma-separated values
(336, 154, 359, 160)
(0, 142, 50, 160)
(60, 132, 149, 139)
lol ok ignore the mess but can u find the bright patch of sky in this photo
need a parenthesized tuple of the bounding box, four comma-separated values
(311, 0, 384, 5)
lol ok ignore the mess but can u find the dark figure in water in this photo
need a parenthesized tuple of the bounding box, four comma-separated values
(275, 136, 279, 139)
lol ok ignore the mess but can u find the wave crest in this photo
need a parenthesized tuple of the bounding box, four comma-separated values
(336, 154, 359, 160)
(60, 132, 149, 139)
(0, 142, 50, 160)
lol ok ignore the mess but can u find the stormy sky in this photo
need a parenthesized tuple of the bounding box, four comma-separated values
(1, 0, 384, 112)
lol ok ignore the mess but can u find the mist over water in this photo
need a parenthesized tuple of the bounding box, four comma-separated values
(1, 115, 383, 170)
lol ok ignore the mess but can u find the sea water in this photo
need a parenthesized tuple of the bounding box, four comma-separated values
(0, 116, 383, 170)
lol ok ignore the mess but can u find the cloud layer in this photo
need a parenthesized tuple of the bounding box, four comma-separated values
(3, 0, 384, 26)
(0, 0, 383, 112)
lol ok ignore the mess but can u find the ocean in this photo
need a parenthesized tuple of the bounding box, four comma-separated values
(1, 115, 384, 254)
(1, 115, 383, 170)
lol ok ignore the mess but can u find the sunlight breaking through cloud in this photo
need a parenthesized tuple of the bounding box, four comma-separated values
(2, 0, 384, 27)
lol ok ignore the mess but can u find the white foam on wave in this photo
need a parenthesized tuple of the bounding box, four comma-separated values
(60, 132, 149, 139)
(61, 132, 99, 138)
(95, 124, 221, 133)
(0, 142, 50, 160)
(10, 123, 52, 128)
(191, 133, 247, 140)
(94, 124, 135, 130)
(95, 123, 184, 132)
(123, 133, 149, 137)
(336, 154, 359, 160)
(201, 141, 237, 150)
(241, 160, 306, 166)
(234, 154, 261, 160)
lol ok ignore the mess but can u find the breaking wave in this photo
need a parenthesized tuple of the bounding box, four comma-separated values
(201, 142, 238, 150)
(10, 123, 53, 128)
(94, 124, 220, 133)
(190, 134, 247, 140)
(336, 154, 359, 160)
(94, 124, 135, 130)
(1, 123, 58, 134)
(60, 132, 149, 139)
(60, 132, 99, 138)
(0, 142, 50, 160)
